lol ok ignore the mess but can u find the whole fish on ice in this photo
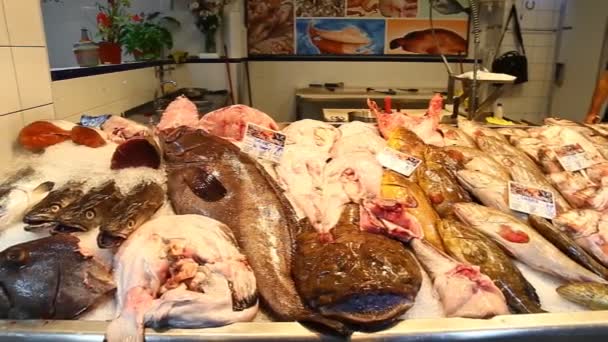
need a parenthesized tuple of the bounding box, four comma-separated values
(0, 167, 54, 229)
(557, 282, 608, 310)
(106, 215, 258, 342)
(23, 181, 85, 231)
(554, 209, 608, 268)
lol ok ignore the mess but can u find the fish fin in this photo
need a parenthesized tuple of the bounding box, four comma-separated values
(299, 314, 353, 337)
(184, 167, 227, 202)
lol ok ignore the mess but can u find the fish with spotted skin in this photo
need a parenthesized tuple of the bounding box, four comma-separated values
(557, 282, 608, 310)
(23, 181, 85, 231)
(454, 203, 607, 283)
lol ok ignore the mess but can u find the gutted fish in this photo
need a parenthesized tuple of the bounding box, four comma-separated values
(554, 210, 608, 267)
(294, 204, 422, 326)
(416, 146, 471, 217)
(106, 215, 258, 342)
(54, 181, 122, 233)
(528, 215, 608, 280)
(411, 238, 509, 318)
(111, 137, 161, 170)
(162, 128, 337, 327)
(557, 282, 608, 310)
(454, 203, 606, 283)
(23, 181, 84, 231)
(98, 182, 165, 248)
(0, 234, 115, 319)
(362, 170, 443, 250)
(439, 218, 545, 314)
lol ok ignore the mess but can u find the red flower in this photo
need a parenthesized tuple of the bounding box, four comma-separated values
(97, 12, 110, 27)
(131, 14, 142, 22)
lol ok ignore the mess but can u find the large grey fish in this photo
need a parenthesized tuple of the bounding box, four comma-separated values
(0, 166, 53, 229)
(0, 234, 115, 319)
(54, 181, 122, 233)
(294, 204, 422, 327)
(557, 282, 608, 310)
(528, 215, 608, 280)
(161, 127, 346, 333)
(97, 182, 164, 248)
(23, 181, 85, 231)
(439, 218, 545, 314)
(454, 203, 606, 283)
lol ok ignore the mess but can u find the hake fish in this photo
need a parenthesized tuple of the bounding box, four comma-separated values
(23, 181, 85, 231)
(54, 181, 122, 233)
(410, 238, 509, 318)
(454, 203, 606, 283)
(557, 282, 608, 310)
(456, 169, 511, 215)
(294, 204, 422, 327)
(97, 182, 164, 248)
(528, 215, 608, 280)
(0, 234, 115, 319)
(439, 218, 545, 314)
(0, 167, 54, 229)
(162, 128, 343, 331)
(106, 215, 258, 342)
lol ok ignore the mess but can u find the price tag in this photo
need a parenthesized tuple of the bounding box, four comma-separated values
(242, 122, 286, 163)
(508, 181, 556, 219)
(553, 143, 596, 172)
(376, 147, 422, 177)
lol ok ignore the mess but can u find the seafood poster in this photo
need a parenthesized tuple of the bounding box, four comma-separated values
(246, 0, 469, 56)
(296, 19, 385, 55)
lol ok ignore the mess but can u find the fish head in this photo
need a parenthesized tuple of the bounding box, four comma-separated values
(453, 203, 486, 225)
(54, 202, 104, 233)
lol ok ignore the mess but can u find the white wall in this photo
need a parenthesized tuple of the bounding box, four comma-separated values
(0, 0, 54, 165)
(550, 0, 608, 121)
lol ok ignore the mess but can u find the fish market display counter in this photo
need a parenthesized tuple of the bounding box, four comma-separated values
(2, 311, 608, 341)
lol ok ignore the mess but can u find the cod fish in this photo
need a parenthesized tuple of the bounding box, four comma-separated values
(411, 238, 509, 318)
(554, 210, 608, 268)
(439, 218, 545, 314)
(557, 282, 608, 310)
(98, 182, 164, 248)
(23, 181, 85, 231)
(0, 167, 54, 229)
(54, 181, 122, 233)
(106, 215, 258, 342)
(0, 234, 115, 319)
(162, 128, 343, 331)
(454, 203, 606, 283)
(417, 146, 471, 217)
(294, 204, 422, 327)
(528, 215, 608, 280)
(362, 170, 444, 251)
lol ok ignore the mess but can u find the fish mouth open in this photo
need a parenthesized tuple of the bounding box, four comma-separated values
(97, 231, 126, 249)
(53, 222, 88, 233)
(318, 293, 414, 326)
(24, 221, 59, 232)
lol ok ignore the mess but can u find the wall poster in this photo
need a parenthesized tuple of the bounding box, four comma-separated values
(247, 0, 469, 57)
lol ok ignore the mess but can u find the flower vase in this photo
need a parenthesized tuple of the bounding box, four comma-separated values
(98, 42, 122, 64)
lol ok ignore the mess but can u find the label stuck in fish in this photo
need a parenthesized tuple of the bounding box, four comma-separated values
(376, 147, 422, 177)
(242, 122, 286, 163)
(508, 181, 556, 219)
(553, 143, 596, 172)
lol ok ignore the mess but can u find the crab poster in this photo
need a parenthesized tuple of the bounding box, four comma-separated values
(246, 0, 469, 56)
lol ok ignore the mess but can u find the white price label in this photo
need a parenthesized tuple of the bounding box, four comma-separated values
(508, 181, 556, 219)
(242, 122, 286, 163)
(553, 143, 596, 172)
(376, 147, 422, 177)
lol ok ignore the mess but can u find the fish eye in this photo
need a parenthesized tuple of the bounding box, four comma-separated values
(85, 210, 95, 220)
(127, 219, 135, 229)
(5, 248, 27, 266)
(50, 204, 61, 212)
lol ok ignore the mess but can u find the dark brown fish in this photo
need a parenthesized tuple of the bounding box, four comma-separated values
(161, 127, 346, 333)
(23, 181, 85, 231)
(528, 215, 608, 280)
(0, 234, 115, 319)
(389, 28, 467, 55)
(416, 146, 471, 217)
(97, 182, 164, 248)
(54, 181, 122, 233)
(294, 204, 422, 327)
(439, 218, 545, 314)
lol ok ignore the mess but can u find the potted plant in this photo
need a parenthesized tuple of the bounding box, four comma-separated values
(96, 0, 131, 64)
(120, 12, 180, 61)
(189, 0, 227, 55)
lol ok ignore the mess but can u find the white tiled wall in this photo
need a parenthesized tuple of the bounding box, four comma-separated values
(496, 0, 562, 123)
(0, 0, 54, 165)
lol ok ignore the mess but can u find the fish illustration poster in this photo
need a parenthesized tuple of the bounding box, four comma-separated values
(246, 0, 469, 56)
(296, 19, 385, 55)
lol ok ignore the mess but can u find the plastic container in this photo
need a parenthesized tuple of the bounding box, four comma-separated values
(495, 103, 504, 119)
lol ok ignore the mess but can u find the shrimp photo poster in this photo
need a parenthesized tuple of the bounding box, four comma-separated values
(246, 0, 469, 57)
(296, 19, 385, 55)
(386, 19, 468, 55)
